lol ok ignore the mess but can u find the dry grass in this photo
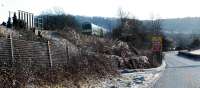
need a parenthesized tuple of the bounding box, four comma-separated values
(0, 28, 160, 87)
(0, 49, 118, 88)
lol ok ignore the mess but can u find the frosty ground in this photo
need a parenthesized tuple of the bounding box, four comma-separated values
(97, 60, 166, 88)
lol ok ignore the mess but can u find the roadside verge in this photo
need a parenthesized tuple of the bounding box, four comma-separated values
(100, 60, 166, 88)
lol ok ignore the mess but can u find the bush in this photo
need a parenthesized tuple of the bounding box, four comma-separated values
(189, 38, 200, 49)
(1, 22, 6, 26)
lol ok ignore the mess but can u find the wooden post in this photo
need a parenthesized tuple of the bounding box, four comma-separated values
(10, 33, 15, 64)
(48, 41, 53, 87)
(66, 42, 69, 64)
(48, 41, 52, 67)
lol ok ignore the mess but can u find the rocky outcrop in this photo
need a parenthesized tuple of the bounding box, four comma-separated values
(107, 55, 150, 69)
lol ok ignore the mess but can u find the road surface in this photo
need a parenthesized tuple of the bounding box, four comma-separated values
(153, 51, 200, 88)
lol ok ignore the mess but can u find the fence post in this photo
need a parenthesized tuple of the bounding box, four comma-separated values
(10, 33, 15, 64)
(48, 41, 53, 68)
(66, 42, 69, 63)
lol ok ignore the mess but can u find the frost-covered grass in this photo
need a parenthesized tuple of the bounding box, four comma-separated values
(101, 60, 166, 88)
(95, 71, 162, 88)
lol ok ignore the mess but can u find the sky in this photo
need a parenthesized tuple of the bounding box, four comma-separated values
(1, 0, 200, 22)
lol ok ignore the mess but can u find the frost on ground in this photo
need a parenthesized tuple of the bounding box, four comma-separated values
(190, 49, 200, 55)
(97, 70, 162, 88)
(97, 60, 166, 88)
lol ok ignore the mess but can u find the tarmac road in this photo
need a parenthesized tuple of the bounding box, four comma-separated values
(153, 51, 200, 88)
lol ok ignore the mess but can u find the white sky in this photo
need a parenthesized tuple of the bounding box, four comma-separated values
(1, 0, 200, 22)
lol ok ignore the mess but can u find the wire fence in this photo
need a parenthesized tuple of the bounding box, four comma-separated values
(0, 34, 70, 69)
(0, 34, 118, 88)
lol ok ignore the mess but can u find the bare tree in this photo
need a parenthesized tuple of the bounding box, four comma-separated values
(52, 7, 65, 15)
(149, 14, 162, 35)
(41, 7, 65, 15)
(117, 8, 130, 26)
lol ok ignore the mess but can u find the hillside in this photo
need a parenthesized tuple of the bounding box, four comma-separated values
(76, 16, 200, 34)
(161, 17, 200, 34)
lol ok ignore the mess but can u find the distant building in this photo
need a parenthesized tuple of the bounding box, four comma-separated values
(81, 22, 108, 36)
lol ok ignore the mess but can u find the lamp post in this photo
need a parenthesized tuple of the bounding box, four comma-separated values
(17, 10, 34, 29)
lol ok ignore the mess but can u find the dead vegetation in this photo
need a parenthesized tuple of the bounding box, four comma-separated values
(58, 29, 153, 69)
(0, 51, 118, 88)
(0, 26, 156, 88)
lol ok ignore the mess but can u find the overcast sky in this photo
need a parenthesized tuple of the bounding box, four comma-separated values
(1, 0, 200, 22)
